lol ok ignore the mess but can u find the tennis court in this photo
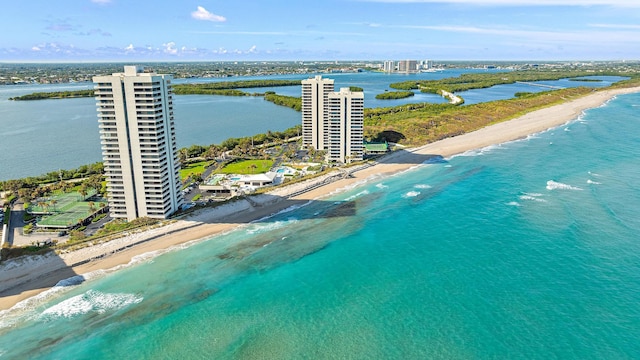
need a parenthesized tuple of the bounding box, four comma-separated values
(33, 190, 106, 228)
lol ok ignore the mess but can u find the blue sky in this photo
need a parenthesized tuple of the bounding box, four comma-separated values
(2, 0, 639, 62)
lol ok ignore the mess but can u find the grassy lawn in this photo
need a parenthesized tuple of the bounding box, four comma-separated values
(180, 161, 210, 181)
(217, 159, 274, 175)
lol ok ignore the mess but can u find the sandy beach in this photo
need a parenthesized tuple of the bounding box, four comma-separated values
(1, 86, 638, 311)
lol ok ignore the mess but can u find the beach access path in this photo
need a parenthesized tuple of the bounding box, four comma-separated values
(1, 86, 639, 311)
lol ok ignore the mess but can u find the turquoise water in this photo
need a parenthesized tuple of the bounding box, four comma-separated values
(1, 93, 639, 358)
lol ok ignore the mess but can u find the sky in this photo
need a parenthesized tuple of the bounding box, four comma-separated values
(1, 0, 639, 62)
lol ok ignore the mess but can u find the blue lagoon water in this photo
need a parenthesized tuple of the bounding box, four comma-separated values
(0, 70, 625, 180)
(1, 93, 639, 358)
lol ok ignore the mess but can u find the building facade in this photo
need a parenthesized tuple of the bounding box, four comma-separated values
(398, 60, 418, 73)
(326, 88, 364, 163)
(383, 60, 395, 73)
(93, 66, 183, 221)
(301, 75, 335, 151)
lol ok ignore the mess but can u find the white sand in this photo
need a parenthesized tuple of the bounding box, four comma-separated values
(1, 86, 638, 311)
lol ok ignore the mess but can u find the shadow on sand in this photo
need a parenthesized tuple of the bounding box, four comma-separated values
(0, 252, 80, 303)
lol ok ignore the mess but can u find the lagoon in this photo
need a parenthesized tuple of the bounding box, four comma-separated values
(0, 70, 625, 180)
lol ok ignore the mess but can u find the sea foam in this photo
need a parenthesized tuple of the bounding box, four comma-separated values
(519, 193, 547, 203)
(414, 184, 432, 189)
(402, 191, 421, 198)
(39, 290, 142, 320)
(546, 180, 583, 191)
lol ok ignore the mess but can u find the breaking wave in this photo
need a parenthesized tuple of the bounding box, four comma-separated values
(546, 180, 582, 191)
(402, 191, 420, 198)
(39, 290, 142, 320)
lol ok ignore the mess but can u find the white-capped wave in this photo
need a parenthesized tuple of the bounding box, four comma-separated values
(524, 192, 543, 197)
(506, 201, 521, 207)
(564, 127, 571, 132)
(246, 218, 298, 235)
(588, 171, 601, 177)
(344, 189, 370, 202)
(519, 195, 547, 203)
(375, 183, 388, 189)
(414, 184, 431, 189)
(519, 192, 547, 202)
(402, 191, 420, 198)
(39, 290, 142, 320)
(546, 180, 582, 191)
(587, 179, 602, 185)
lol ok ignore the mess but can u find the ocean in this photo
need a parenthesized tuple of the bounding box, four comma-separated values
(0, 92, 638, 358)
(0, 70, 623, 180)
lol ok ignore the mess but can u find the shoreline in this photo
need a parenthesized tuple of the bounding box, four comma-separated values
(2, 86, 639, 311)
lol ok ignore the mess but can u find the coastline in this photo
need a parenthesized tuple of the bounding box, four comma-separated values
(2, 86, 639, 311)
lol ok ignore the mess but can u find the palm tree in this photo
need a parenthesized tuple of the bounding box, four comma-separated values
(88, 201, 96, 214)
(78, 186, 88, 201)
(37, 201, 48, 214)
(50, 199, 57, 212)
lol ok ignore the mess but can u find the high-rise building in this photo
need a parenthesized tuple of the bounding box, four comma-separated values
(383, 60, 395, 73)
(398, 60, 418, 73)
(301, 75, 334, 151)
(93, 66, 183, 221)
(326, 88, 364, 163)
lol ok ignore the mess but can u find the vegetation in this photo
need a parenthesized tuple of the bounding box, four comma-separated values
(375, 91, 415, 100)
(388, 70, 615, 94)
(364, 86, 596, 145)
(349, 86, 364, 92)
(0, 162, 103, 191)
(568, 78, 603, 82)
(9, 89, 94, 101)
(216, 159, 274, 175)
(264, 92, 302, 111)
(173, 79, 301, 93)
(180, 161, 210, 181)
(1, 243, 52, 261)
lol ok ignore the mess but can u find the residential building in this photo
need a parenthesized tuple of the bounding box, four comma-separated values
(398, 60, 418, 73)
(326, 88, 364, 163)
(383, 60, 395, 73)
(93, 66, 183, 221)
(301, 75, 335, 151)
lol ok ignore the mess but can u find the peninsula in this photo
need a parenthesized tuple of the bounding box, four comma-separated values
(2, 84, 639, 311)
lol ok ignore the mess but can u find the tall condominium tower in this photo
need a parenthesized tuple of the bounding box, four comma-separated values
(301, 75, 334, 151)
(398, 60, 418, 73)
(383, 60, 395, 73)
(326, 88, 364, 163)
(93, 66, 183, 221)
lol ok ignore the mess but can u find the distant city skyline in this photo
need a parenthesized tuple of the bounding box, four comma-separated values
(2, 0, 639, 62)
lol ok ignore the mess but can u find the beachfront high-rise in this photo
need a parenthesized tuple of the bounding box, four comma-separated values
(383, 60, 395, 73)
(93, 66, 183, 221)
(327, 88, 364, 163)
(301, 75, 335, 151)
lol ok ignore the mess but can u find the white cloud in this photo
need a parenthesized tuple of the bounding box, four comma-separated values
(32, 46, 41, 51)
(248, 45, 257, 53)
(355, 0, 640, 6)
(163, 42, 178, 54)
(124, 43, 135, 51)
(191, 6, 227, 22)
